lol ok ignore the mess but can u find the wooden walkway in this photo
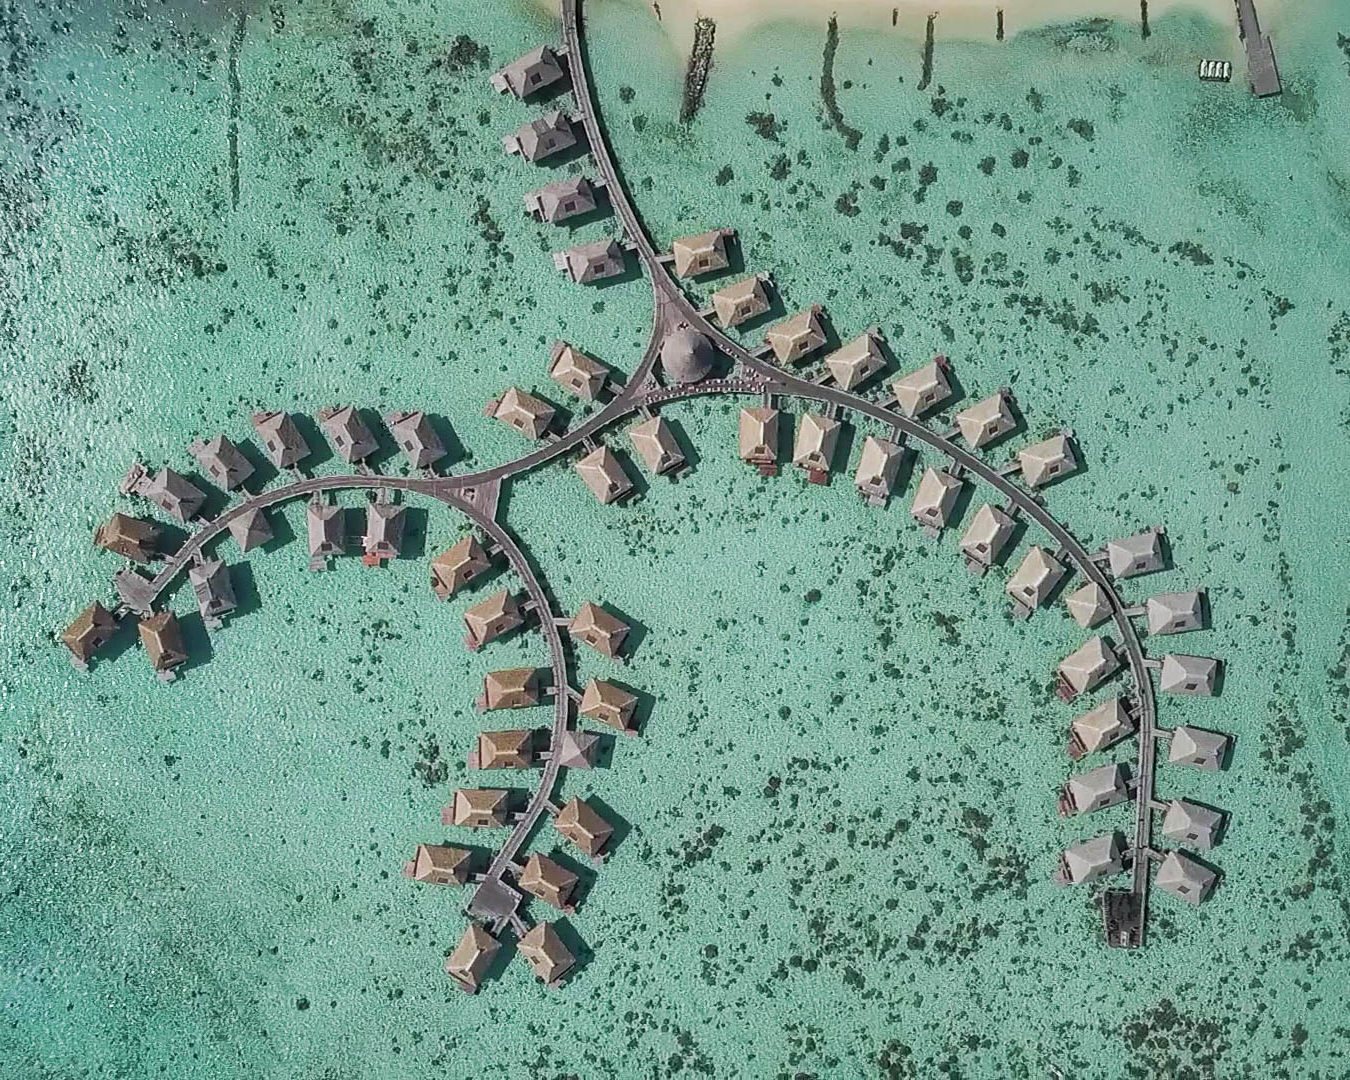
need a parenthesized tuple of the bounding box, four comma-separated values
(87, 0, 1193, 956)
(1234, 0, 1281, 98)
(558, 0, 1162, 946)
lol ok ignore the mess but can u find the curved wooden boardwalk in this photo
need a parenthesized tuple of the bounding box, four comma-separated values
(91, 0, 1183, 957)
(556, 0, 1160, 939)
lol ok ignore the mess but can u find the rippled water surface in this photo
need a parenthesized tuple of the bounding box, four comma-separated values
(3, 0, 1350, 1077)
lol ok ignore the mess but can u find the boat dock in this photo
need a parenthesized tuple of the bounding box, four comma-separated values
(1234, 0, 1280, 97)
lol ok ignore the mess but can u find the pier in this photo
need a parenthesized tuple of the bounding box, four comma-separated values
(65, 0, 1233, 985)
(1234, 0, 1281, 98)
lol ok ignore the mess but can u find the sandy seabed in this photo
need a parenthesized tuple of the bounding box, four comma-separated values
(537, 0, 1286, 49)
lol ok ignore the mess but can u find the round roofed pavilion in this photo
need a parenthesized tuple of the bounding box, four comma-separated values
(660, 326, 716, 384)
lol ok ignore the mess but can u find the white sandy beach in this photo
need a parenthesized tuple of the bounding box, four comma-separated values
(538, 0, 1285, 48)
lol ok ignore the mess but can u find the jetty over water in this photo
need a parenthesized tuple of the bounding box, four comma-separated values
(1234, 0, 1280, 97)
(59, 0, 1238, 990)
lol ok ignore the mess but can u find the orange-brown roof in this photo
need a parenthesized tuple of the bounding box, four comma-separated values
(493, 387, 555, 439)
(445, 924, 500, 992)
(710, 274, 770, 327)
(474, 730, 534, 770)
(578, 678, 637, 731)
(138, 611, 187, 672)
(407, 843, 472, 886)
(444, 788, 510, 828)
(570, 602, 629, 658)
(482, 668, 540, 710)
(555, 796, 613, 857)
(430, 536, 491, 599)
(518, 853, 578, 910)
(464, 590, 524, 646)
(93, 512, 160, 563)
(62, 601, 117, 663)
(517, 921, 575, 986)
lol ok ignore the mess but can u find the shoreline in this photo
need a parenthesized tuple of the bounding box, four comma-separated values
(534, 0, 1285, 49)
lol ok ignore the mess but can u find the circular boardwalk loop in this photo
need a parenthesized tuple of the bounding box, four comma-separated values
(74, 0, 1223, 982)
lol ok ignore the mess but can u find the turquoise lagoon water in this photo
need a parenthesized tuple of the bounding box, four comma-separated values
(3, 0, 1350, 1076)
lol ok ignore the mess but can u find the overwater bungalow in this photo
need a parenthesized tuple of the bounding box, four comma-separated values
(1006, 546, 1066, 618)
(431, 536, 492, 599)
(306, 496, 345, 568)
(144, 468, 206, 523)
(671, 229, 732, 279)
(385, 410, 445, 470)
(491, 387, 556, 440)
(464, 590, 525, 650)
(578, 677, 638, 733)
(553, 237, 625, 284)
(444, 788, 511, 828)
(490, 44, 566, 98)
(1146, 590, 1204, 636)
(470, 730, 534, 770)
(1161, 800, 1224, 850)
(555, 796, 614, 859)
(444, 924, 500, 994)
(955, 390, 1016, 448)
(503, 111, 576, 162)
(1167, 726, 1229, 771)
(764, 306, 826, 364)
(1058, 763, 1129, 817)
(910, 467, 962, 536)
(1065, 582, 1112, 629)
(318, 406, 377, 464)
(480, 668, 541, 711)
(660, 326, 716, 384)
(518, 854, 578, 912)
(570, 602, 629, 658)
(710, 274, 771, 327)
(959, 503, 1014, 575)
(94, 512, 161, 563)
(792, 412, 841, 482)
(1018, 433, 1077, 488)
(552, 729, 600, 769)
(1159, 654, 1219, 696)
(1053, 832, 1124, 886)
(738, 406, 779, 474)
(549, 342, 609, 401)
(251, 411, 309, 469)
(403, 843, 472, 887)
(188, 435, 254, 491)
(524, 176, 599, 224)
(575, 446, 633, 504)
(139, 611, 187, 680)
(891, 357, 952, 418)
(517, 921, 575, 988)
(62, 601, 117, 670)
(1105, 528, 1165, 579)
(629, 416, 685, 476)
(1155, 850, 1217, 907)
(821, 330, 885, 391)
(854, 436, 904, 507)
(1068, 697, 1134, 759)
(362, 501, 405, 564)
(188, 558, 236, 627)
(1057, 636, 1120, 700)
(227, 507, 273, 553)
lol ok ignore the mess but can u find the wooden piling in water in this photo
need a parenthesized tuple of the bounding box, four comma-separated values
(680, 17, 716, 123)
(918, 14, 936, 92)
